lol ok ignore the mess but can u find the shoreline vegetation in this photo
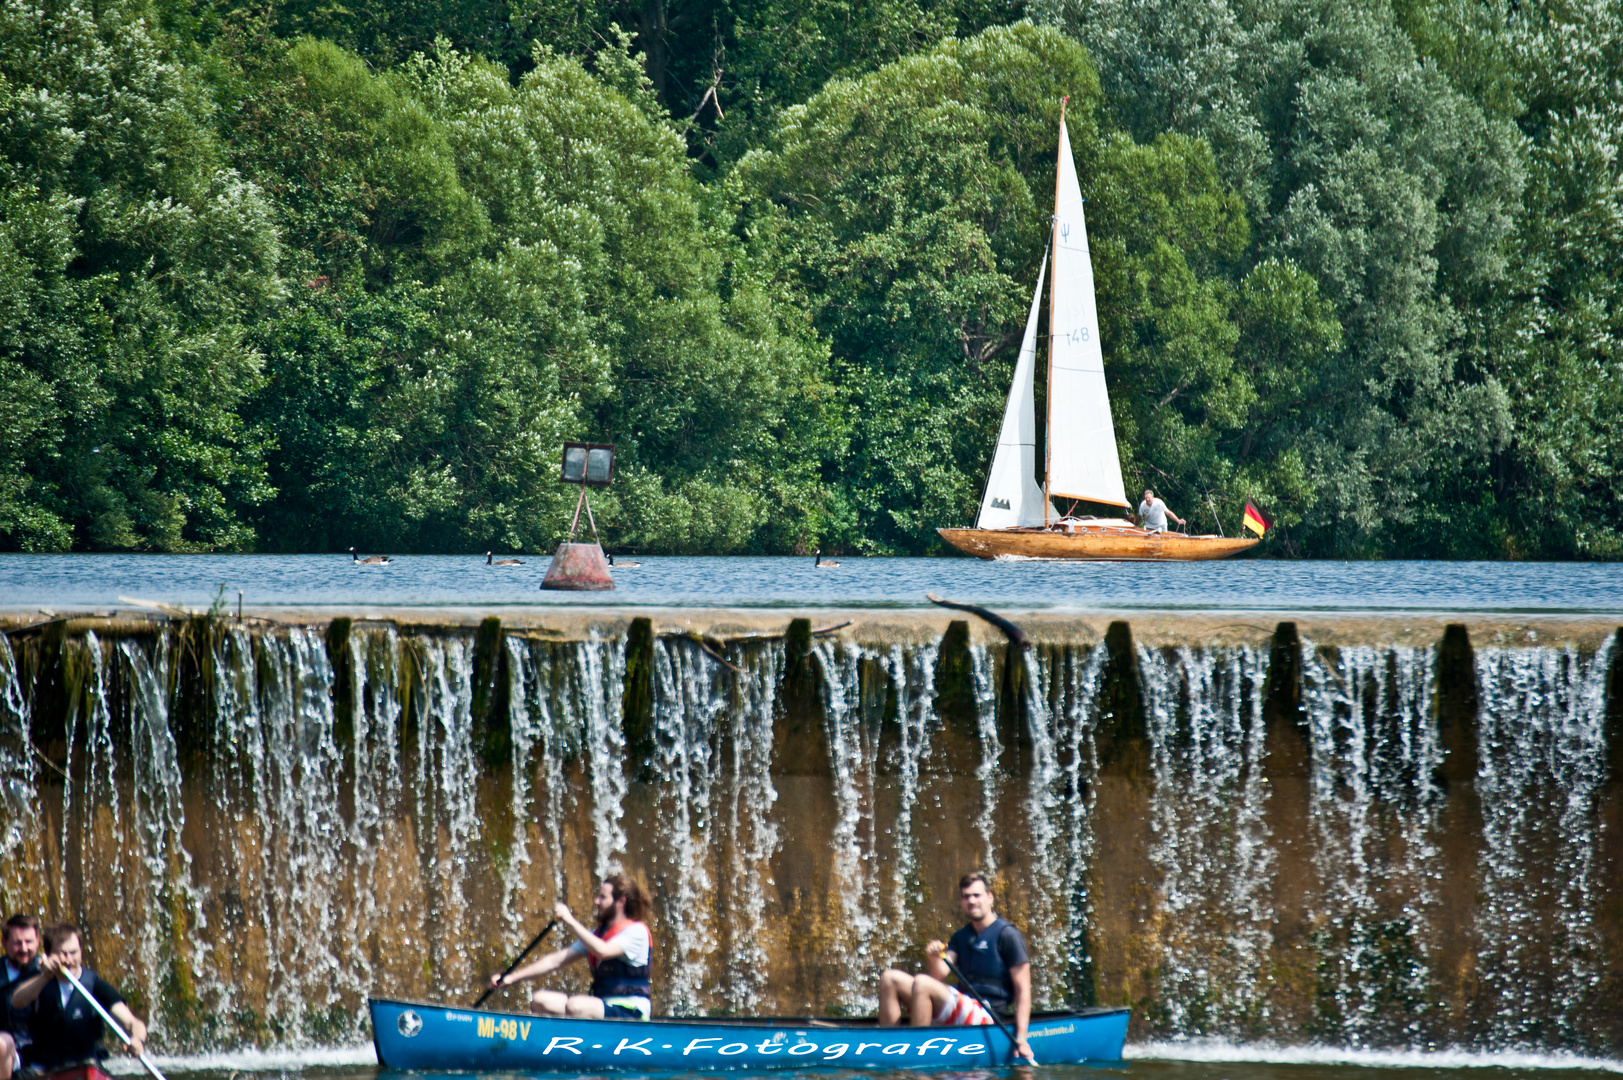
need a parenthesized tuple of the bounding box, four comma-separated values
(1, 0, 1618, 561)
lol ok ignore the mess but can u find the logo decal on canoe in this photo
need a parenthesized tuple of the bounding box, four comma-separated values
(398, 1011, 423, 1037)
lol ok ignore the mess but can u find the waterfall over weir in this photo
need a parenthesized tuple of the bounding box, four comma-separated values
(0, 614, 1620, 1057)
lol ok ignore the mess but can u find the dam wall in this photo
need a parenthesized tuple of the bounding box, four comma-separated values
(0, 609, 1619, 1055)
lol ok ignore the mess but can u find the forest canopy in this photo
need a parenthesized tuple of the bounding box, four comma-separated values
(1, 0, 1619, 557)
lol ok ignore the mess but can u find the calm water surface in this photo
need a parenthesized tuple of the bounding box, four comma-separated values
(110, 1045, 1623, 1079)
(3, 555, 1623, 614)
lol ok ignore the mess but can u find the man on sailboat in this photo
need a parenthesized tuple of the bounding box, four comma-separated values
(487, 875, 653, 1020)
(936, 105, 1257, 562)
(875, 872, 1034, 1062)
(1136, 490, 1184, 534)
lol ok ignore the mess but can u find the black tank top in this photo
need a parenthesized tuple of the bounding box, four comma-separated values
(947, 917, 1026, 1011)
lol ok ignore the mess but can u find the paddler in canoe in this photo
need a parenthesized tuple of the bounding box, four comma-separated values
(0, 914, 41, 1080)
(487, 874, 652, 1020)
(6, 922, 149, 1071)
(877, 871, 1034, 1063)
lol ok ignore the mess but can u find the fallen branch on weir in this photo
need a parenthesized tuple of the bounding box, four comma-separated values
(926, 594, 1031, 650)
(662, 630, 741, 672)
(721, 620, 853, 643)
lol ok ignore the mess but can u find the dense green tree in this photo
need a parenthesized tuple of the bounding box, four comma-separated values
(0, 0, 279, 551)
(227, 0, 1027, 169)
(1464, 0, 1623, 557)
(738, 23, 1315, 551)
(1043, 0, 1525, 554)
(228, 36, 834, 553)
(2, 0, 1619, 560)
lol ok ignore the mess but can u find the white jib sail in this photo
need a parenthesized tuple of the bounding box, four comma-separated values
(978, 252, 1056, 529)
(1045, 117, 1129, 509)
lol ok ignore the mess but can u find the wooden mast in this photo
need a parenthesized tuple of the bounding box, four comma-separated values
(1044, 97, 1066, 528)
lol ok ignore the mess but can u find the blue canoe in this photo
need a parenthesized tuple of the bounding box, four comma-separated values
(369, 997, 1129, 1072)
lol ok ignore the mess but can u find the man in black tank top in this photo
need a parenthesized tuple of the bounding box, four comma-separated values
(876, 872, 1033, 1062)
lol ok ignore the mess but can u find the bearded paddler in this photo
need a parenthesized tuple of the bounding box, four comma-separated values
(0, 914, 41, 1079)
(487, 875, 652, 1020)
(877, 871, 1034, 1063)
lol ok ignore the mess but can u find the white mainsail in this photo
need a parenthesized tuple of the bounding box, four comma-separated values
(1044, 116, 1128, 509)
(977, 253, 1056, 529)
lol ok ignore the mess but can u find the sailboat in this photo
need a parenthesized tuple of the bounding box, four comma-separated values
(937, 103, 1258, 562)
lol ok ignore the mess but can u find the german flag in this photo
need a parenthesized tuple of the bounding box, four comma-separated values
(1242, 500, 1272, 537)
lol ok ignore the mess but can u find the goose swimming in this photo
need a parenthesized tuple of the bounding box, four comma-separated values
(487, 552, 524, 566)
(350, 547, 392, 565)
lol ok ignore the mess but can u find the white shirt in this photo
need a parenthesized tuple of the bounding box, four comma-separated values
(1139, 497, 1169, 531)
(567, 922, 651, 968)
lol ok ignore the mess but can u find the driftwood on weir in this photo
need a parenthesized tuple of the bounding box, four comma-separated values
(925, 594, 1031, 650)
(721, 621, 852, 643)
(654, 622, 853, 673)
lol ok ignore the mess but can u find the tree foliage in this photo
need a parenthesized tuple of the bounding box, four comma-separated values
(0, 0, 1618, 558)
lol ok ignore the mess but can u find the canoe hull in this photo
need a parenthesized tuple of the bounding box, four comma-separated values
(34, 1065, 112, 1080)
(938, 526, 1258, 561)
(368, 997, 1129, 1072)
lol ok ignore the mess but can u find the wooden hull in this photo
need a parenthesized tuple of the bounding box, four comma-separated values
(938, 526, 1258, 561)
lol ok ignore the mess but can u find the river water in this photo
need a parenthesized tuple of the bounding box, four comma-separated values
(4, 554, 1623, 612)
(104, 1046, 1623, 1079)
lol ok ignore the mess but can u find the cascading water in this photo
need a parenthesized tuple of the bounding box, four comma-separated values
(813, 639, 879, 1010)
(1018, 643, 1104, 1010)
(968, 645, 1003, 875)
(1473, 641, 1612, 1050)
(1139, 644, 1272, 1036)
(713, 641, 782, 1014)
(645, 636, 725, 1012)
(811, 640, 946, 1013)
(0, 634, 34, 902)
(0, 616, 1616, 1057)
(1299, 643, 1443, 1048)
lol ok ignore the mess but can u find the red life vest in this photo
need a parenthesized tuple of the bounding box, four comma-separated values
(587, 919, 651, 999)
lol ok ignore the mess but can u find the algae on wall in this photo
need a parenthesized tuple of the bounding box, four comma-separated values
(0, 615, 1618, 1053)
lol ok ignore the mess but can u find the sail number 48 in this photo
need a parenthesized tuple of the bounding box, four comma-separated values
(478, 1017, 531, 1040)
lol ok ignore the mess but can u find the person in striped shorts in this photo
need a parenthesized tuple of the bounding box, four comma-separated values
(876, 872, 1033, 1062)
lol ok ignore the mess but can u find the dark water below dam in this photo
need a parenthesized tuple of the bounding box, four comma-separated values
(104, 1056, 1623, 1080)
(2, 605, 1622, 1072)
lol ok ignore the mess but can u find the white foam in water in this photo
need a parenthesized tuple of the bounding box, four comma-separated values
(102, 1044, 379, 1073)
(1128, 1039, 1623, 1072)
